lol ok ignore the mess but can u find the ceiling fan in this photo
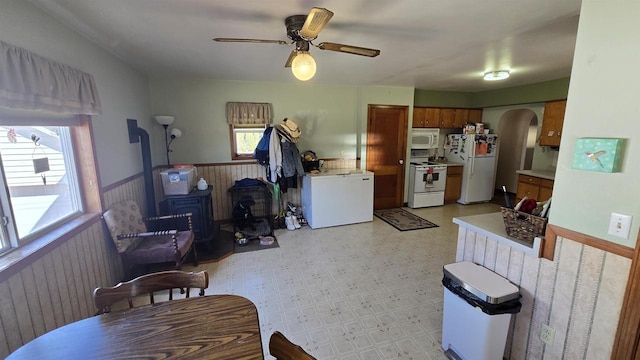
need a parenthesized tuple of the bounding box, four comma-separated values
(213, 7, 381, 81)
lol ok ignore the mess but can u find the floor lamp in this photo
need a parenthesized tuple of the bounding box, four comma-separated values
(155, 115, 181, 166)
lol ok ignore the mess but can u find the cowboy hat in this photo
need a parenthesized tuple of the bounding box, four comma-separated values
(280, 118, 301, 138)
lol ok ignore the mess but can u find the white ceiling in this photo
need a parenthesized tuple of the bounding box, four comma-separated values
(28, 0, 582, 92)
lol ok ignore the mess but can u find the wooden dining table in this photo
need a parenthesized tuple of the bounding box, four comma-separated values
(7, 294, 264, 359)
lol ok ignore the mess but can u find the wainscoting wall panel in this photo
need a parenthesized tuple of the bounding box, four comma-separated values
(0, 221, 120, 356)
(456, 227, 631, 359)
(0, 160, 357, 357)
(0, 172, 153, 357)
(193, 159, 356, 221)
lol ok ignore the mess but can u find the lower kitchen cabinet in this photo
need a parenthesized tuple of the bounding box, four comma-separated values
(159, 185, 218, 252)
(445, 166, 463, 202)
(516, 174, 554, 202)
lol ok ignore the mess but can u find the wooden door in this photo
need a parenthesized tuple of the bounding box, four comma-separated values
(366, 105, 409, 209)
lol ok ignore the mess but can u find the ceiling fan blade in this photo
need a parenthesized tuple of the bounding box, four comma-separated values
(284, 50, 297, 68)
(318, 42, 381, 57)
(299, 7, 334, 39)
(213, 38, 288, 45)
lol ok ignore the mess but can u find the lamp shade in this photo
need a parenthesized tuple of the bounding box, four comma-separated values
(291, 52, 316, 81)
(483, 70, 510, 81)
(170, 128, 182, 138)
(155, 115, 174, 125)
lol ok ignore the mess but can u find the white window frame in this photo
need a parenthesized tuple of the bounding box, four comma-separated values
(229, 124, 267, 160)
(0, 117, 84, 255)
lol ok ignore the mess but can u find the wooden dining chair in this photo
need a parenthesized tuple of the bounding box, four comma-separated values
(269, 331, 316, 360)
(93, 270, 209, 315)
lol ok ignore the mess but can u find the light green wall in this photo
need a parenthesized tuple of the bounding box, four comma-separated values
(0, 0, 154, 187)
(149, 77, 414, 165)
(414, 78, 570, 109)
(550, 0, 640, 246)
(481, 103, 558, 172)
(471, 78, 570, 108)
(413, 90, 473, 107)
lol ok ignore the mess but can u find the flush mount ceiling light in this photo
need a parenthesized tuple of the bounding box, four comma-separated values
(291, 52, 317, 81)
(484, 70, 510, 81)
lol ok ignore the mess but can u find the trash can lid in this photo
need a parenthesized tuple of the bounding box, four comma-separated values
(443, 261, 519, 304)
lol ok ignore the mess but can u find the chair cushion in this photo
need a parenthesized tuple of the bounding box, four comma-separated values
(103, 200, 147, 253)
(125, 231, 194, 265)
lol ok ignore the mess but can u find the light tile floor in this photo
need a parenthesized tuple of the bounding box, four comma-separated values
(184, 202, 500, 359)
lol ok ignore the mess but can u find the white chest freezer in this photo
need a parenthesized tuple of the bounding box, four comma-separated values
(301, 170, 374, 229)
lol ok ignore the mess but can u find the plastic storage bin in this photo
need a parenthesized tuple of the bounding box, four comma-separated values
(441, 261, 521, 360)
(160, 167, 197, 195)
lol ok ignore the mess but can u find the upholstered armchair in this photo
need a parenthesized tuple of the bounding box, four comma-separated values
(103, 200, 198, 279)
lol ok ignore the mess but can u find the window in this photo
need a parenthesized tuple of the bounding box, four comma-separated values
(230, 124, 266, 160)
(0, 123, 83, 254)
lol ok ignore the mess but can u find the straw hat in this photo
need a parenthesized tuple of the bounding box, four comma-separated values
(280, 118, 301, 139)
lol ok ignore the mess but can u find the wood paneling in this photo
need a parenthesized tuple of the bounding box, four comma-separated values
(0, 159, 355, 358)
(457, 227, 631, 359)
(0, 221, 120, 357)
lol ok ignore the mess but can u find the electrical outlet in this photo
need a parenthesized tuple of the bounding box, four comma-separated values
(541, 324, 555, 346)
(608, 212, 632, 239)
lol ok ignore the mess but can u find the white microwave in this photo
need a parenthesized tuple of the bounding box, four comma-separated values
(411, 128, 439, 149)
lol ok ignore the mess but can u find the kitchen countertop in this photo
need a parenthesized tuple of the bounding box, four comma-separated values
(516, 169, 556, 180)
(453, 212, 543, 257)
(426, 161, 463, 167)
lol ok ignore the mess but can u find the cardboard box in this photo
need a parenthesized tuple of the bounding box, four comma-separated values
(161, 166, 197, 195)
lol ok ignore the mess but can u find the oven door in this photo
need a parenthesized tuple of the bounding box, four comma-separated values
(413, 167, 447, 193)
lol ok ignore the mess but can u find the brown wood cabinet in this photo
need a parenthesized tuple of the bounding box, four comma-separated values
(469, 109, 483, 123)
(453, 109, 469, 128)
(445, 165, 463, 202)
(539, 100, 566, 147)
(413, 107, 483, 129)
(516, 174, 554, 202)
(439, 108, 456, 128)
(412, 107, 440, 128)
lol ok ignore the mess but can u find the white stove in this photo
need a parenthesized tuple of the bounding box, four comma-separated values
(408, 160, 447, 208)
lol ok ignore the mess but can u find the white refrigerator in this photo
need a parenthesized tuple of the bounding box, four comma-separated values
(445, 134, 499, 204)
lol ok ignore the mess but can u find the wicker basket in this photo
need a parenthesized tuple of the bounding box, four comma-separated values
(500, 207, 548, 242)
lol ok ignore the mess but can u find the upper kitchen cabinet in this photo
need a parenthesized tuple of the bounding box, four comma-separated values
(439, 108, 456, 128)
(413, 107, 483, 129)
(453, 109, 469, 128)
(468, 109, 483, 123)
(413, 107, 440, 128)
(539, 100, 567, 147)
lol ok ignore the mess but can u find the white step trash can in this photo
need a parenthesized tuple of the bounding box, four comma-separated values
(442, 261, 521, 360)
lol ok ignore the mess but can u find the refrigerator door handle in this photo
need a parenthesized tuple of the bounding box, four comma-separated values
(470, 156, 475, 175)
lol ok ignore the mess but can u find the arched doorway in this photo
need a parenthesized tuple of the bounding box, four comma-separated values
(495, 109, 538, 193)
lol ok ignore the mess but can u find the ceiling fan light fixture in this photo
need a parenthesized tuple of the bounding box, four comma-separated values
(484, 70, 510, 81)
(291, 52, 316, 81)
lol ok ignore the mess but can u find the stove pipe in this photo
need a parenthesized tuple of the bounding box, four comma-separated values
(127, 119, 156, 216)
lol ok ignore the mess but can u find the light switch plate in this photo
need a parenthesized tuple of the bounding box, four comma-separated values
(608, 212, 632, 239)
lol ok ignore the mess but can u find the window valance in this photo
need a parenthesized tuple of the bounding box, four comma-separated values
(226, 102, 272, 125)
(0, 40, 102, 115)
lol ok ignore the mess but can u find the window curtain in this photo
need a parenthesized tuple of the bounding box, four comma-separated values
(0, 40, 102, 115)
(226, 102, 272, 125)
